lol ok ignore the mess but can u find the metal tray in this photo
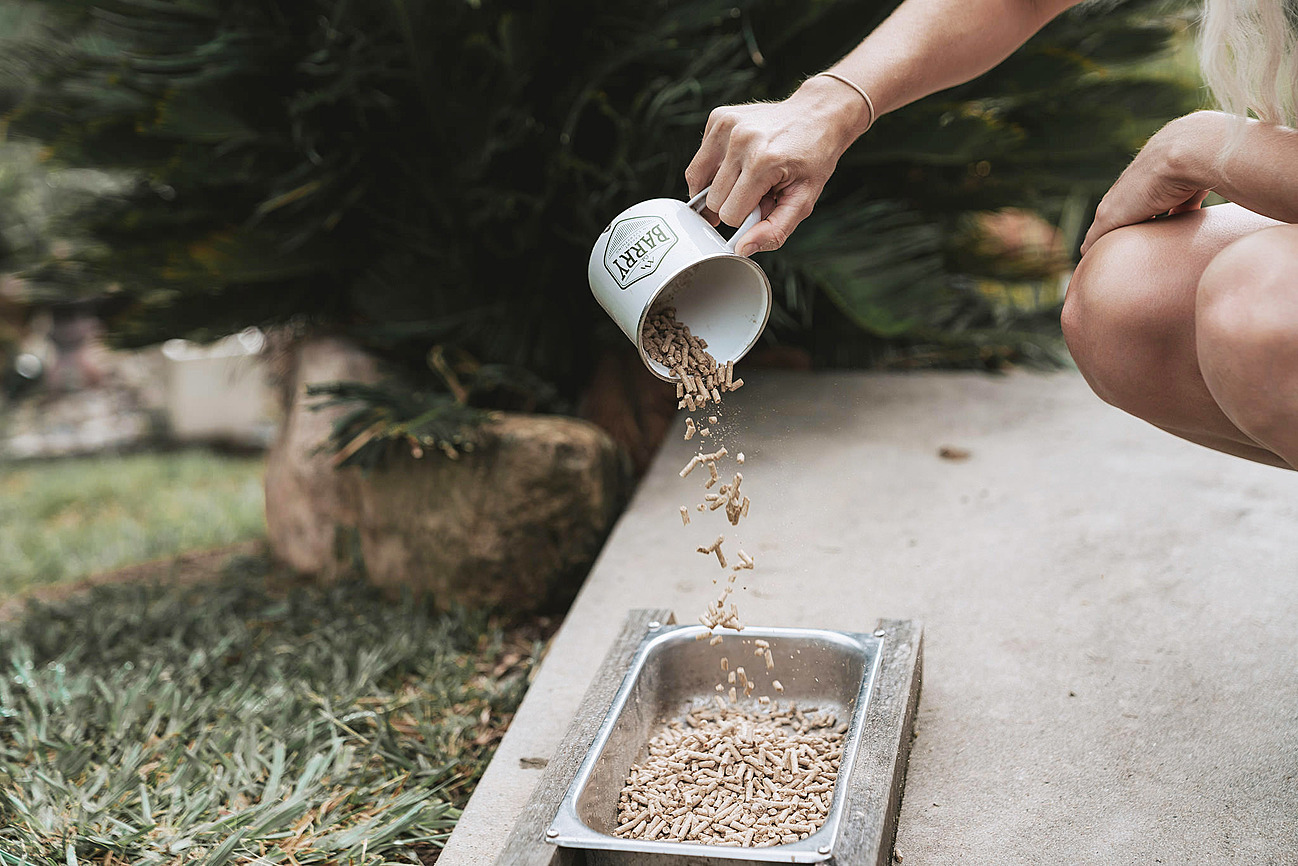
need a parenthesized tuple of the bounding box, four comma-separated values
(546, 624, 883, 865)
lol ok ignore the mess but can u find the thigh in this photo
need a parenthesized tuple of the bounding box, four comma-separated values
(1062, 203, 1290, 467)
(1196, 222, 1298, 468)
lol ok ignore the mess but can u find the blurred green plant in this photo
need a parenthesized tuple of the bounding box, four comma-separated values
(0, 449, 265, 593)
(0, 552, 542, 862)
(0, 0, 1198, 451)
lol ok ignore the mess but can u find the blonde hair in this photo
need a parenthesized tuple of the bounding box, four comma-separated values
(1199, 0, 1298, 126)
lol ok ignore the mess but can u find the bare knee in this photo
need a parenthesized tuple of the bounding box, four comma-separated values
(1063, 224, 1190, 414)
(1196, 226, 1298, 439)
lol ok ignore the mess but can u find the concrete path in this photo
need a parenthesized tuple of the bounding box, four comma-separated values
(440, 371, 1298, 865)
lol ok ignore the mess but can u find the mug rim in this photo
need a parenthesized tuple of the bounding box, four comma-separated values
(634, 251, 772, 383)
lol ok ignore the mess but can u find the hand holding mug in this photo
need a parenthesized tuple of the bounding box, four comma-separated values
(685, 75, 873, 257)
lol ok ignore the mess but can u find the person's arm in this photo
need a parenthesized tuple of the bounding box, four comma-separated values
(1081, 111, 1298, 255)
(831, 0, 1083, 119)
(687, 0, 1084, 256)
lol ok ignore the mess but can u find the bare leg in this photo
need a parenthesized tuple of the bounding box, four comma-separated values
(1196, 223, 1298, 469)
(1062, 203, 1293, 470)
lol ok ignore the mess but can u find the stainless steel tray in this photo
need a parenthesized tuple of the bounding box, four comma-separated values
(546, 624, 883, 865)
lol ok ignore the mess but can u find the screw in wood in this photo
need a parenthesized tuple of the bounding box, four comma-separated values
(648, 621, 661, 630)
(547, 828, 560, 838)
(818, 844, 832, 855)
(874, 628, 887, 637)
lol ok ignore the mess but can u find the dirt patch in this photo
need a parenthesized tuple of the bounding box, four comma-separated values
(0, 539, 267, 622)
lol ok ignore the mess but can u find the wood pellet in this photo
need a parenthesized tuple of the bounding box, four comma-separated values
(642, 307, 744, 406)
(614, 701, 843, 847)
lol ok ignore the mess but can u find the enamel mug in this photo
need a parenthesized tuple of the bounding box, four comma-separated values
(588, 188, 772, 382)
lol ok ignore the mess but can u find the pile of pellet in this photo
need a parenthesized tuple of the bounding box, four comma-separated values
(613, 700, 845, 846)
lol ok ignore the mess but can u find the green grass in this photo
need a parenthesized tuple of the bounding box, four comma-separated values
(0, 450, 266, 595)
(0, 554, 541, 865)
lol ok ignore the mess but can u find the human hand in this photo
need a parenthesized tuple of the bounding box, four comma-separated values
(1080, 111, 1228, 256)
(685, 75, 872, 257)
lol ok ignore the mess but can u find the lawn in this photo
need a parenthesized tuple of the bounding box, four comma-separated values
(0, 552, 547, 865)
(0, 450, 266, 595)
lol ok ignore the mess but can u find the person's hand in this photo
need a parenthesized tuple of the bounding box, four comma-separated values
(1080, 111, 1228, 256)
(686, 76, 872, 257)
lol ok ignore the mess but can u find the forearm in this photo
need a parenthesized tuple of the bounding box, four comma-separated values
(1199, 114, 1298, 224)
(802, 0, 1083, 138)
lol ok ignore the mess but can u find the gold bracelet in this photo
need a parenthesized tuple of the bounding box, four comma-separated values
(814, 71, 876, 132)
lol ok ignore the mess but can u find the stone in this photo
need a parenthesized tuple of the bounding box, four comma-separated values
(264, 337, 630, 609)
(264, 336, 380, 579)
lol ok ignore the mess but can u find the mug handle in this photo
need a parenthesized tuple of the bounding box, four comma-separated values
(687, 186, 763, 254)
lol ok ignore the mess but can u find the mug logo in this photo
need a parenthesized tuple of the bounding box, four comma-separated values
(604, 216, 678, 289)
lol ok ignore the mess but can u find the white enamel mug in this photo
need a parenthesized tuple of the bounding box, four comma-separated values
(588, 188, 772, 382)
